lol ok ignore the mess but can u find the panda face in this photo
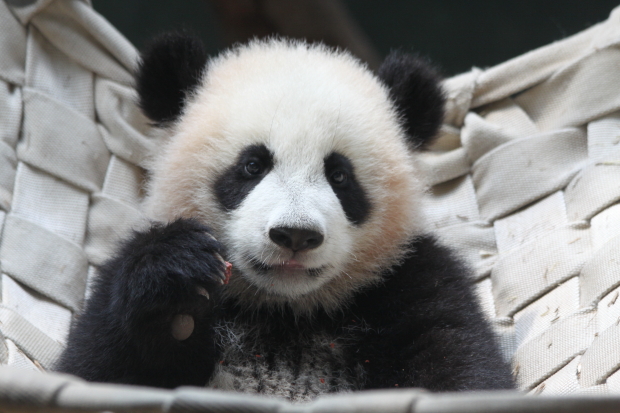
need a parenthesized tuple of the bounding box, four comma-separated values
(143, 40, 433, 311)
(213, 142, 369, 298)
(207, 76, 378, 298)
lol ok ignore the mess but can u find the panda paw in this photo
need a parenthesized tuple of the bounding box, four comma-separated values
(99, 218, 226, 336)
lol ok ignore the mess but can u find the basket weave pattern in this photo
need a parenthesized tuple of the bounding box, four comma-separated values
(0, 0, 150, 372)
(0, 0, 620, 397)
(424, 6, 620, 394)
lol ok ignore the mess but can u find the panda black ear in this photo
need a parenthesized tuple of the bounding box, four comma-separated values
(136, 32, 207, 127)
(378, 51, 445, 149)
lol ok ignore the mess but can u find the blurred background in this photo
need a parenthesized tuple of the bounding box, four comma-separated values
(95, 0, 619, 76)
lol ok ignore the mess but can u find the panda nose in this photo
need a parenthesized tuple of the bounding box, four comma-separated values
(269, 227, 324, 252)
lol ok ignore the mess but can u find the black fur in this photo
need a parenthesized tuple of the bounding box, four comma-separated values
(324, 152, 372, 225)
(136, 32, 207, 126)
(378, 51, 445, 148)
(58, 221, 513, 391)
(349, 236, 513, 390)
(55, 219, 224, 388)
(214, 144, 275, 211)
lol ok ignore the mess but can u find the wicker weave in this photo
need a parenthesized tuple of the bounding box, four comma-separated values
(0, 0, 150, 372)
(1, 0, 620, 403)
(426, 6, 620, 394)
(2, 368, 620, 413)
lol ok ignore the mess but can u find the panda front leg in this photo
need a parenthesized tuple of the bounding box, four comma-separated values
(56, 218, 225, 388)
(350, 235, 515, 391)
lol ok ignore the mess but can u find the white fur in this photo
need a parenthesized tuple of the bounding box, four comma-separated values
(143, 39, 426, 314)
(225, 170, 352, 298)
(208, 320, 359, 403)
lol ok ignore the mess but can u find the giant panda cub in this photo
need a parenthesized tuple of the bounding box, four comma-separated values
(57, 33, 514, 400)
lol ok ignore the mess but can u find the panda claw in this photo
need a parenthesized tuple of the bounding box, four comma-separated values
(197, 286, 210, 299)
(214, 252, 225, 265)
(204, 232, 218, 242)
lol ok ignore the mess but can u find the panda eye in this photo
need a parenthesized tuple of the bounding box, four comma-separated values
(245, 160, 264, 176)
(329, 170, 348, 186)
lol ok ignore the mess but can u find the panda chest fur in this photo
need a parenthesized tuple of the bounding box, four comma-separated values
(208, 315, 363, 402)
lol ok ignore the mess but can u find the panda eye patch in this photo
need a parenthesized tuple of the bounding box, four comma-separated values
(214, 144, 274, 211)
(324, 152, 371, 225)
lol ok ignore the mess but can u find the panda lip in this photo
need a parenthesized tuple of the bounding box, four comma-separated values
(248, 258, 324, 277)
(277, 259, 305, 270)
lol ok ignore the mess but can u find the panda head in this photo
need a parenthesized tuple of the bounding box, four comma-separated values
(138, 34, 444, 313)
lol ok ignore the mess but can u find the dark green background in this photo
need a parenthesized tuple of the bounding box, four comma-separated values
(94, 1, 619, 76)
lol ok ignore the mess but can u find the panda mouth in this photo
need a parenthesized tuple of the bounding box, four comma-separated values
(248, 258, 324, 277)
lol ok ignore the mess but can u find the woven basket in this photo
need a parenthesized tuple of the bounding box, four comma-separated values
(427, 6, 620, 394)
(1, 0, 620, 410)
